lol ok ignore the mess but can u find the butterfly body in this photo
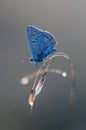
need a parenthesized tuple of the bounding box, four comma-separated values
(27, 25, 57, 63)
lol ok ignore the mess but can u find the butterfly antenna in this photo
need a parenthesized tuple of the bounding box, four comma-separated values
(19, 57, 30, 63)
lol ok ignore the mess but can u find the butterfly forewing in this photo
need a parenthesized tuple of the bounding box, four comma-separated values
(27, 25, 57, 63)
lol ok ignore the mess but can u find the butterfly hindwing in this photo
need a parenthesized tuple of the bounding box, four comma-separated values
(27, 25, 57, 63)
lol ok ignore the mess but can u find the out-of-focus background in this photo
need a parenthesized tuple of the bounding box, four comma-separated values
(0, 0, 86, 130)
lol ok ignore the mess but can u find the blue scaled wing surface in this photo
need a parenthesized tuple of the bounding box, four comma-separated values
(26, 25, 57, 63)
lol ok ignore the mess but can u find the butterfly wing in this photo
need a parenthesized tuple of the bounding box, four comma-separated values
(27, 25, 57, 63)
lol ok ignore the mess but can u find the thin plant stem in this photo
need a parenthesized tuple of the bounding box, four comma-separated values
(20, 68, 65, 85)
(32, 52, 70, 90)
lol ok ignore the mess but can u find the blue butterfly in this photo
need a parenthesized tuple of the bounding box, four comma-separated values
(26, 25, 57, 63)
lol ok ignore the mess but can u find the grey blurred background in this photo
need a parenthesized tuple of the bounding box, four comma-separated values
(0, 0, 86, 130)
